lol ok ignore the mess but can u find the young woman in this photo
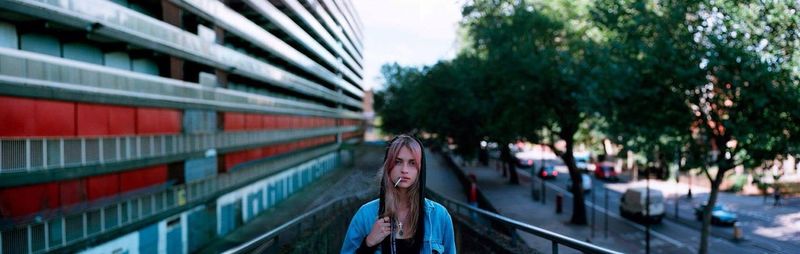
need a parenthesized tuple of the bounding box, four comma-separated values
(341, 135, 456, 254)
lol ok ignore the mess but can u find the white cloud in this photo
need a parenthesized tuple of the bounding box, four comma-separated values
(352, 0, 463, 90)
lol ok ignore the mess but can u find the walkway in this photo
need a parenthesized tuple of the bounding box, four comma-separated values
(198, 146, 383, 253)
(426, 152, 701, 254)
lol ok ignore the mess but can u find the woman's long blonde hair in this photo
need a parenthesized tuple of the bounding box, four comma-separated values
(379, 135, 423, 237)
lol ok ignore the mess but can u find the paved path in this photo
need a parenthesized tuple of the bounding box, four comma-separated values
(425, 149, 468, 202)
(198, 146, 383, 253)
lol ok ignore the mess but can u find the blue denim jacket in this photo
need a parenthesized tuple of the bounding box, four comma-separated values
(340, 198, 456, 254)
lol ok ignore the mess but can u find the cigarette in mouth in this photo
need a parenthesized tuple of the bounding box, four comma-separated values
(394, 177, 402, 187)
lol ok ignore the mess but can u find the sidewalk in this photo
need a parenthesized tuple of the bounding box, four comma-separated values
(433, 155, 695, 254)
(425, 149, 469, 202)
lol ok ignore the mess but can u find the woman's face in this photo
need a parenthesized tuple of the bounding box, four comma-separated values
(390, 146, 419, 189)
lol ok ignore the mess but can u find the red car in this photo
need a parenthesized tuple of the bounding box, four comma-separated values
(594, 161, 618, 181)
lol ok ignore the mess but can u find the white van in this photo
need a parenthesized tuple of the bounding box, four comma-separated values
(619, 187, 665, 223)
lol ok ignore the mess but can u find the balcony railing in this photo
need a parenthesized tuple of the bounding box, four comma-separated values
(0, 126, 357, 175)
(281, 0, 363, 70)
(0, 47, 361, 114)
(0, 144, 341, 254)
(1, 0, 362, 104)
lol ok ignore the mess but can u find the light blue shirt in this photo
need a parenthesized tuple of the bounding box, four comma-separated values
(341, 198, 456, 254)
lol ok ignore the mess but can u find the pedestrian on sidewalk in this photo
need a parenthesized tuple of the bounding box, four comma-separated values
(341, 135, 456, 254)
(773, 185, 782, 206)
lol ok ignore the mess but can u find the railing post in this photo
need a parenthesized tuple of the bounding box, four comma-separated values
(99, 138, 104, 163)
(27, 225, 32, 254)
(552, 241, 558, 254)
(43, 139, 47, 167)
(44, 220, 50, 251)
(81, 138, 86, 164)
(60, 139, 65, 167)
(25, 139, 31, 170)
(116, 137, 121, 161)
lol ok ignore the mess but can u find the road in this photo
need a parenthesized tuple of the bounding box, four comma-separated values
(524, 160, 799, 254)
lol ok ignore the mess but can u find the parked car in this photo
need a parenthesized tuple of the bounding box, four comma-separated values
(567, 173, 592, 192)
(594, 161, 618, 181)
(694, 203, 738, 226)
(620, 187, 664, 223)
(517, 157, 536, 168)
(574, 152, 591, 172)
(537, 165, 558, 179)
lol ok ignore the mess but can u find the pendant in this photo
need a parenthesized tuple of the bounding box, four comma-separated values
(398, 222, 404, 236)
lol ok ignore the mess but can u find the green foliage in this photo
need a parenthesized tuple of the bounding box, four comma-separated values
(373, 0, 800, 230)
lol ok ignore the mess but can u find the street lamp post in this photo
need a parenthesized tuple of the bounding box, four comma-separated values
(646, 166, 651, 254)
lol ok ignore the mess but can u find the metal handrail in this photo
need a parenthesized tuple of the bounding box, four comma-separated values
(224, 187, 621, 254)
(223, 191, 369, 254)
(428, 190, 623, 254)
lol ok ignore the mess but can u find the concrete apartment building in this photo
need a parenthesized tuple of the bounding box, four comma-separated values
(0, 0, 364, 253)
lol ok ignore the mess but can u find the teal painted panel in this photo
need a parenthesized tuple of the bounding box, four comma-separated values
(63, 42, 103, 65)
(104, 52, 130, 70)
(20, 33, 60, 57)
(267, 183, 276, 208)
(219, 203, 234, 236)
(247, 191, 263, 219)
(0, 21, 17, 49)
(47, 219, 63, 248)
(218, 201, 243, 236)
(185, 156, 218, 182)
(138, 224, 159, 254)
(131, 58, 159, 75)
(187, 207, 214, 253)
(166, 223, 182, 254)
(183, 109, 217, 134)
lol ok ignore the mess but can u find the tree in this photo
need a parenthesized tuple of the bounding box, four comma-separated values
(461, 0, 607, 225)
(593, 0, 800, 252)
(373, 64, 426, 135)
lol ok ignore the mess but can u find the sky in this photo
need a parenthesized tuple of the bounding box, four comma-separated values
(352, 0, 464, 91)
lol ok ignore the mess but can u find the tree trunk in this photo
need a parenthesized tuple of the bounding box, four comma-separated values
(699, 165, 728, 254)
(500, 144, 520, 184)
(563, 136, 587, 225)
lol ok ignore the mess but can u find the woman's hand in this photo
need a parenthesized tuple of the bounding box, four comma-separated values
(365, 216, 391, 247)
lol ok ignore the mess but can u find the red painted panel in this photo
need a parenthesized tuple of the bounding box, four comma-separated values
(60, 179, 86, 207)
(86, 173, 119, 200)
(248, 148, 262, 161)
(77, 103, 110, 136)
(262, 115, 274, 129)
(273, 115, 283, 129)
(136, 108, 161, 134)
(137, 108, 181, 134)
(161, 109, 181, 133)
(36, 99, 76, 137)
(223, 112, 244, 131)
(0, 183, 59, 217)
(223, 152, 236, 171)
(245, 114, 261, 130)
(0, 96, 35, 136)
(108, 105, 136, 135)
(223, 151, 249, 171)
(120, 165, 167, 192)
